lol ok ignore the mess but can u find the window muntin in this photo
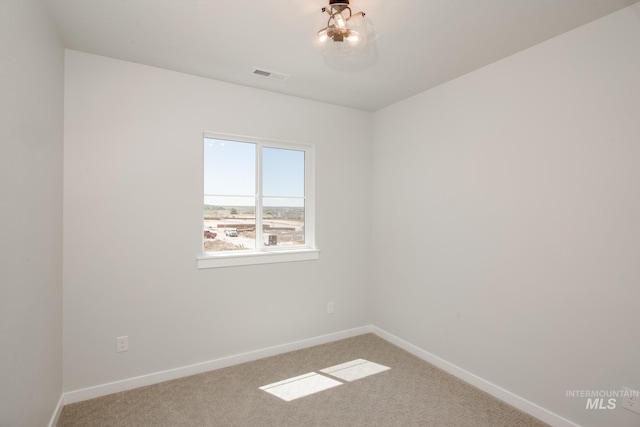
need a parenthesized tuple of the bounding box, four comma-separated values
(203, 134, 313, 256)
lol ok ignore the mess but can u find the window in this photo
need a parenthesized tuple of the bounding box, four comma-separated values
(197, 133, 318, 269)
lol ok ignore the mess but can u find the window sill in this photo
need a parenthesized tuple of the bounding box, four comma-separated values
(197, 248, 320, 269)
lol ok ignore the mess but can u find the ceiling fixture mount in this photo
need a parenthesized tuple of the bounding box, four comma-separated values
(314, 0, 367, 56)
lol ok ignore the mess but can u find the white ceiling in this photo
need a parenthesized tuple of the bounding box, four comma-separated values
(44, 0, 640, 111)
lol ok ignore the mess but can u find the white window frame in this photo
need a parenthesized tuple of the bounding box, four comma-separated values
(197, 132, 319, 269)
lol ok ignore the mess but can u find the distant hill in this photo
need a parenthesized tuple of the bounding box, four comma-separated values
(204, 205, 303, 220)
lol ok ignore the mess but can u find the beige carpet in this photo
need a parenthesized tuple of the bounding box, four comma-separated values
(58, 334, 549, 426)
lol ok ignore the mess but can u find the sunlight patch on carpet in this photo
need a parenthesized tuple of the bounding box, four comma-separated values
(259, 372, 343, 401)
(320, 359, 390, 382)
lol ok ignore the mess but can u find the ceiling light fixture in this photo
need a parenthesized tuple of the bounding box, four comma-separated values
(313, 0, 367, 56)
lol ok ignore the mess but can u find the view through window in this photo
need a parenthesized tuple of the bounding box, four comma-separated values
(203, 136, 311, 253)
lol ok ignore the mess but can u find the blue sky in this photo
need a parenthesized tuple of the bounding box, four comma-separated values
(204, 138, 304, 207)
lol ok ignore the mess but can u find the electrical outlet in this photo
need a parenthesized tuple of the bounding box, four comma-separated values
(327, 302, 335, 314)
(622, 387, 640, 414)
(116, 336, 128, 353)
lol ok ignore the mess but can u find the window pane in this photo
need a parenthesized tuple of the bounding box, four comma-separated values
(204, 196, 255, 252)
(262, 198, 305, 247)
(262, 147, 304, 197)
(202, 134, 313, 258)
(204, 138, 255, 196)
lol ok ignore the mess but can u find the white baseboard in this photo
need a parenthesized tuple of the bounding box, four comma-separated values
(370, 326, 580, 427)
(47, 394, 65, 427)
(63, 325, 372, 405)
(58, 324, 578, 427)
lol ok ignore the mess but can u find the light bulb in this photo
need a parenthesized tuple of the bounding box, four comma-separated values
(316, 29, 329, 43)
(346, 31, 360, 43)
(333, 12, 347, 29)
(313, 28, 330, 51)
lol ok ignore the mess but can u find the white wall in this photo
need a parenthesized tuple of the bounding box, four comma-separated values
(372, 5, 640, 427)
(63, 50, 372, 391)
(0, 0, 64, 425)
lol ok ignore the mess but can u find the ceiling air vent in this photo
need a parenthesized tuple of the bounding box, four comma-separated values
(251, 67, 291, 82)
